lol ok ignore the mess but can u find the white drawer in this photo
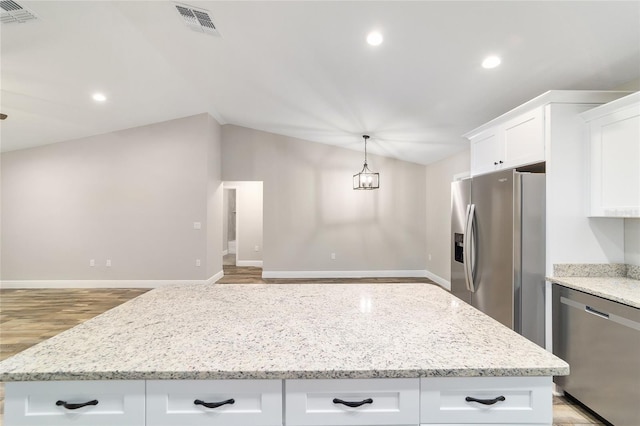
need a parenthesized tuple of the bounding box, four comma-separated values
(4, 380, 145, 426)
(420, 376, 552, 425)
(286, 378, 419, 426)
(146, 379, 282, 426)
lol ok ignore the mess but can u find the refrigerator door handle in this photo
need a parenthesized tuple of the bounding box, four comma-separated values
(463, 204, 477, 293)
(462, 204, 471, 291)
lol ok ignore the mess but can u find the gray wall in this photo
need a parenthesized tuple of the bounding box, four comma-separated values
(206, 115, 223, 279)
(625, 219, 640, 266)
(1, 113, 222, 282)
(424, 148, 470, 287)
(221, 125, 426, 274)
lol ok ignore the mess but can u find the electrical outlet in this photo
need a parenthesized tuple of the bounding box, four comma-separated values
(254, 245, 260, 252)
(428, 254, 432, 261)
(89, 259, 95, 267)
(106, 259, 112, 267)
(196, 259, 201, 267)
(193, 222, 201, 230)
(331, 253, 336, 260)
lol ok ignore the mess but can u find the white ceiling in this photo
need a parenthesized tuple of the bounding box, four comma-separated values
(1, 1, 639, 165)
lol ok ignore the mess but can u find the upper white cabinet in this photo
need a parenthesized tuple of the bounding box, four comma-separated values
(581, 92, 640, 217)
(469, 128, 501, 175)
(465, 91, 633, 178)
(503, 106, 545, 168)
(468, 106, 545, 176)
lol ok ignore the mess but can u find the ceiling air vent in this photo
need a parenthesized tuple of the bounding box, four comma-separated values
(0, 0, 37, 24)
(175, 3, 219, 36)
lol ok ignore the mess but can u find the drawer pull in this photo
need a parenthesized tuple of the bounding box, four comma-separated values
(332, 397, 373, 408)
(465, 395, 506, 405)
(194, 398, 235, 409)
(55, 399, 99, 410)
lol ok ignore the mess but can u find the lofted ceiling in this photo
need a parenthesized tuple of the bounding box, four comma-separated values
(1, 1, 639, 165)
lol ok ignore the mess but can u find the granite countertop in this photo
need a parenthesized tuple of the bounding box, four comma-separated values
(0, 283, 569, 382)
(548, 276, 640, 309)
(549, 263, 640, 309)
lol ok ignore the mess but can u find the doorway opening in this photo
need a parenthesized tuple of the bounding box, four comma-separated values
(223, 188, 236, 266)
(222, 181, 263, 278)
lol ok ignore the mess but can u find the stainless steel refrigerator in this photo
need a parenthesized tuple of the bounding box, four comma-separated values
(451, 169, 545, 347)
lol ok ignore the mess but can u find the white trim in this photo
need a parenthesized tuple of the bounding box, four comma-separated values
(464, 90, 631, 139)
(206, 270, 225, 284)
(262, 270, 428, 279)
(237, 260, 263, 267)
(580, 91, 640, 121)
(424, 270, 450, 290)
(452, 171, 470, 182)
(0, 271, 225, 289)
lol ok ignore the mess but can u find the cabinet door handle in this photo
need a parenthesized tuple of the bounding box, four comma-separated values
(333, 397, 373, 407)
(56, 399, 98, 410)
(465, 395, 506, 405)
(499, 160, 503, 164)
(194, 398, 235, 409)
(494, 161, 499, 165)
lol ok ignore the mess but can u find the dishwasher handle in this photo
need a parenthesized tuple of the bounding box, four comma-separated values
(585, 305, 610, 319)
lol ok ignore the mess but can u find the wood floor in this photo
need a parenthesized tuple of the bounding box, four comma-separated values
(218, 265, 435, 284)
(0, 265, 606, 426)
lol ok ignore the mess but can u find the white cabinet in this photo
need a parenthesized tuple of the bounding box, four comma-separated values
(581, 92, 640, 217)
(420, 376, 552, 425)
(146, 379, 282, 426)
(502, 107, 545, 169)
(2, 376, 555, 426)
(469, 107, 545, 176)
(285, 378, 420, 426)
(470, 128, 501, 175)
(4, 380, 145, 426)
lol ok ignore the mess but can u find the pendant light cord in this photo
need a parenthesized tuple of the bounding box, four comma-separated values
(363, 135, 369, 166)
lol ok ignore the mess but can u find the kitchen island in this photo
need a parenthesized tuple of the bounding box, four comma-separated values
(0, 283, 568, 425)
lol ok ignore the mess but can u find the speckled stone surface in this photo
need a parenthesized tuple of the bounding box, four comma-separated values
(628, 264, 640, 280)
(548, 276, 640, 309)
(553, 263, 627, 277)
(0, 284, 568, 382)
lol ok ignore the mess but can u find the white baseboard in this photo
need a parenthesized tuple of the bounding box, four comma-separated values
(0, 271, 225, 289)
(424, 270, 450, 290)
(262, 270, 429, 279)
(206, 270, 224, 284)
(236, 260, 263, 267)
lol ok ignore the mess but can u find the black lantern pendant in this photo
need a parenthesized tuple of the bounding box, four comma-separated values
(353, 135, 379, 190)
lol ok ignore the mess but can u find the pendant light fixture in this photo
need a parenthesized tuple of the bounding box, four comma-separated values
(353, 135, 379, 190)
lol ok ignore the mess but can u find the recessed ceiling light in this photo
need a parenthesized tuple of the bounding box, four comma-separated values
(482, 56, 501, 69)
(92, 93, 107, 102)
(366, 31, 383, 46)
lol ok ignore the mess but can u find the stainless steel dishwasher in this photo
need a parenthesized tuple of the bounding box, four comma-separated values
(553, 285, 640, 425)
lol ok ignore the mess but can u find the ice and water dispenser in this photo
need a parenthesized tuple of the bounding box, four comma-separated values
(454, 233, 464, 263)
